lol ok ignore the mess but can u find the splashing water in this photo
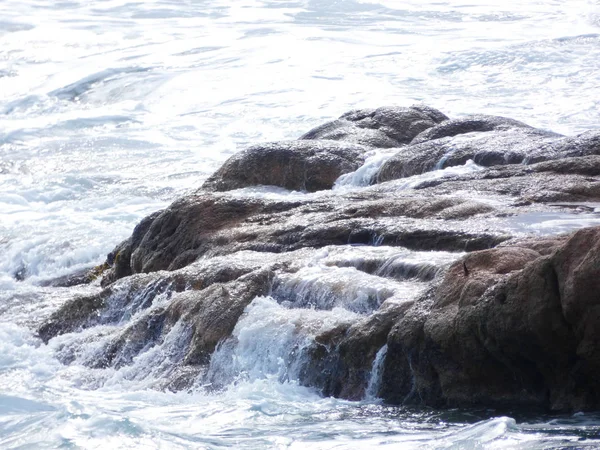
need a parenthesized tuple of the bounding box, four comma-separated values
(2, 0, 600, 448)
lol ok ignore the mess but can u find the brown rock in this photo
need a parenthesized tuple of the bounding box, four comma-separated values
(203, 140, 368, 192)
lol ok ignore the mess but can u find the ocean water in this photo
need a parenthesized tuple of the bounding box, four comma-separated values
(2, 0, 600, 448)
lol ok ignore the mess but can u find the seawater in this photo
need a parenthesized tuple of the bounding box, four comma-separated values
(1, 1, 600, 448)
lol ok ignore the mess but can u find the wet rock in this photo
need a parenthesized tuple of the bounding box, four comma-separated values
(550, 130, 600, 159)
(377, 127, 600, 185)
(41, 263, 109, 288)
(127, 194, 271, 273)
(324, 301, 414, 400)
(202, 140, 369, 192)
(174, 270, 273, 366)
(377, 127, 560, 182)
(401, 156, 600, 204)
(52, 270, 273, 390)
(99, 190, 509, 282)
(299, 119, 400, 148)
(380, 227, 600, 411)
(38, 291, 108, 343)
(37, 256, 283, 391)
(38, 270, 189, 344)
(533, 155, 600, 176)
(409, 114, 545, 145)
(101, 211, 163, 287)
(39, 250, 295, 343)
(497, 235, 568, 256)
(319, 247, 451, 283)
(552, 227, 600, 409)
(39, 105, 600, 412)
(300, 105, 448, 148)
(433, 246, 542, 309)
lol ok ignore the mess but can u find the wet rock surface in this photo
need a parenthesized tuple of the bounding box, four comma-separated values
(39, 105, 600, 412)
(203, 140, 369, 192)
(380, 228, 600, 411)
(409, 114, 539, 145)
(300, 105, 448, 148)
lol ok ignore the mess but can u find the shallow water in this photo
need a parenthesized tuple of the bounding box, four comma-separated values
(2, 0, 600, 448)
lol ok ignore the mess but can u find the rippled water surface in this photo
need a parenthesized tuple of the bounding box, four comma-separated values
(2, 0, 600, 448)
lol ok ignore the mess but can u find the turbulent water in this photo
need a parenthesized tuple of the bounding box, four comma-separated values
(2, 0, 600, 448)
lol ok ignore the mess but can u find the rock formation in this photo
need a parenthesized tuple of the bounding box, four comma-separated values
(39, 105, 600, 412)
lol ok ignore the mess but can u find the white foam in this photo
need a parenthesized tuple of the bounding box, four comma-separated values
(205, 296, 358, 388)
(334, 148, 400, 188)
(1, 0, 600, 447)
(392, 159, 486, 190)
(273, 265, 419, 313)
(365, 344, 387, 401)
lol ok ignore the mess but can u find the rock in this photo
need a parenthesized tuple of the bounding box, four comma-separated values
(380, 227, 600, 411)
(38, 272, 186, 344)
(38, 290, 108, 343)
(497, 235, 568, 256)
(300, 105, 448, 148)
(39, 250, 295, 343)
(127, 194, 271, 274)
(40, 263, 109, 288)
(533, 155, 600, 177)
(409, 114, 544, 145)
(376, 128, 600, 185)
(37, 105, 600, 413)
(388, 155, 600, 204)
(101, 210, 163, 286)
(433, 246, 542, 309)
(165, 270, 274, 367)
(312, 300, 414, 400)
(202, 140, 369, 192)
(550, 130, 600, 159)
(98, 189, 510, 283)
(552, 227, 600, 409)
(51, 270, 273, 391)
(299, 119, 400, 148)
(376, 127, 560, 182)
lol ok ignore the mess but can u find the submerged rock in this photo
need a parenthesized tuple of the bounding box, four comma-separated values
(39, 104, 600, 412)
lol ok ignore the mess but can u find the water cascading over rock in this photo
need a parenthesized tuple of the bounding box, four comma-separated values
(38, 105, 600, 412)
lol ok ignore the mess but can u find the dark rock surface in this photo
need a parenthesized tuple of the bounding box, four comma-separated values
(100, 188, 516, 281)
(409, 114, 545, 145)
(203, 140, 369, 192)
(380, 228, 600, 411)
(377, 126, 600, 184)
(377, 127, 560, 182)
(39, 105, 600, 412)
(300, 105, 448, 148)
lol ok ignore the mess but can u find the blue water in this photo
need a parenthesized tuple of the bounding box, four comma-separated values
(2, 0, 600, 448)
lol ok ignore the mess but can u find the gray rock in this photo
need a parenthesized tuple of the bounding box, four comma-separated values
(377, 127, 560, 182)
(300, 105, 448, 148)
(409, 114, 545, 145)
(203, 140, 369, 192)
